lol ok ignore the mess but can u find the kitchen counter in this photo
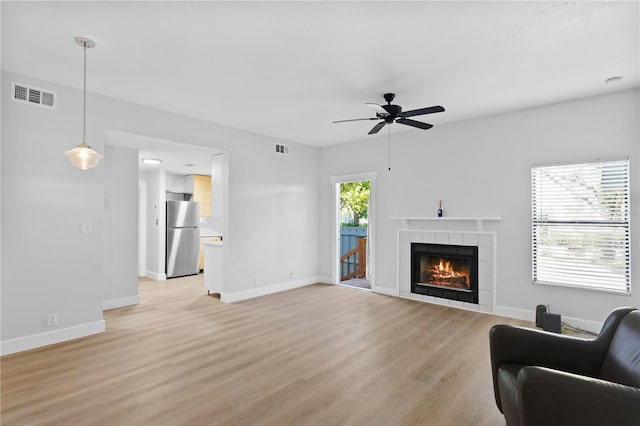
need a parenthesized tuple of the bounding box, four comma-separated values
(199, 235, 222, 270)
(203, 241, 223, 247)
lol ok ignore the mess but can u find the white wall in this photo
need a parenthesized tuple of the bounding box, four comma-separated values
(318, 89, 640, 327)
(103, 145, 139, 310)
(1, 70, 320, 354)
(1, 73, 105, 350)
(226, 137, 319, 291)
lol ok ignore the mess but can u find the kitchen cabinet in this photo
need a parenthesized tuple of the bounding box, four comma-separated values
(211, 153, 225, 217)
(193, 175, 211, 217)
(199, 235, 221, 270)
(185, 175, 212, 217)
(166, 173, 186, 193)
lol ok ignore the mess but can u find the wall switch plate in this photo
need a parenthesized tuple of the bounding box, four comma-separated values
(81, 222, 92, 234)
(47, 314, 57, 327)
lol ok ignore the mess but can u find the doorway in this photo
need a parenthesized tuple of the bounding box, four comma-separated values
(103, 129, 228, 312)
(331, 172, 377, 290)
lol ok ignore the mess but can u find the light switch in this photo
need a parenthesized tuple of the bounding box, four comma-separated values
(81, 222, 92, 234)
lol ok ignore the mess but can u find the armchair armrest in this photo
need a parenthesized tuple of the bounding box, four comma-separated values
(518, 366, 640, 426)
(489, 325, 605, 411)
(490, 325, 606, 375)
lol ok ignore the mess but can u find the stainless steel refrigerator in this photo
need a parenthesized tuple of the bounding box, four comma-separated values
(166, 200, 200, 278)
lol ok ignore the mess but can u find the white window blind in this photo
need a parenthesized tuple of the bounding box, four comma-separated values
(531, 158, 630, 294)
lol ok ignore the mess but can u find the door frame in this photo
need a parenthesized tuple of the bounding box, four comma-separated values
(330, 172, 377, 287)
(138, 180, 147, 277)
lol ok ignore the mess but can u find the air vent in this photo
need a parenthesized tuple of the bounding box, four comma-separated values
(11, 82, 56, 109)
(275, 144, 289, 155)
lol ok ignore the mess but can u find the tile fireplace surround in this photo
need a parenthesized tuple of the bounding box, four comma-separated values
(398, 227, 496, 313)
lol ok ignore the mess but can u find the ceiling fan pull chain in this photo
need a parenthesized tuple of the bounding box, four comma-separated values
(388, 125, 391, 171)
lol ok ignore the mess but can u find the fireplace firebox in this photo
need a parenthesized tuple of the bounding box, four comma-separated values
(411, 243, 479, 304)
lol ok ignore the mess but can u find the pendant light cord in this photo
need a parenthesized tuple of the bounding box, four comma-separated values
(82, 42, 87, 144)
(65, 37, 102, 170)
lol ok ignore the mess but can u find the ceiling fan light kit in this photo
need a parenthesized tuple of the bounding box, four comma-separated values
(64, 36, 103, 170)
(333, 92, 445, 135)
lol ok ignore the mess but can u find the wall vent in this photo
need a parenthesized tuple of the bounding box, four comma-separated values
(275, 144, 289, 155)
(11, 82, 56, 109)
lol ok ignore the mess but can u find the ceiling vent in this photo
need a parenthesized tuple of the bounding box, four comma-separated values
(275, 144, 289, 155)
(11, 82, 56, 109)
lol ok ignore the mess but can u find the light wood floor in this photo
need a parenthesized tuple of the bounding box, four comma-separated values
(1, 275, 529, 425)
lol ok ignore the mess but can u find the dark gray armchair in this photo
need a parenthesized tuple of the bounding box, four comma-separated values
(489, 307, 640, 426)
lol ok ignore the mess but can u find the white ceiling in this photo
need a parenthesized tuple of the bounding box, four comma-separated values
(2, 1, 639, 150)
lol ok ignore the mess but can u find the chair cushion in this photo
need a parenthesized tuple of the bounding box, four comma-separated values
(599, 310, 640, 388)
(498, 364, 524, 426)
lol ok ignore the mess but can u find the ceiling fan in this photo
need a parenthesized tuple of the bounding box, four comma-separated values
(333, 93, 445, 134)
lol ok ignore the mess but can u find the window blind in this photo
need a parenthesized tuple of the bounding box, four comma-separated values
(531, 158, 630, 294)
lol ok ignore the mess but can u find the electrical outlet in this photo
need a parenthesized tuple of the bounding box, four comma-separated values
(289, 272, 294, 280)
(47, 314, 57, 327)
(254, 277, 259, 287)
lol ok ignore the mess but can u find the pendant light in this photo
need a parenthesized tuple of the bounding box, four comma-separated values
(64, 37, 103, 170)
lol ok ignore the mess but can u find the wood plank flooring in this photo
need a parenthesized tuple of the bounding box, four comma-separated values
(1, 275, 529, 425)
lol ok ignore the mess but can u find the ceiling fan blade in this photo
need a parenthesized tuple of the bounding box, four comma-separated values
(396, 118, 433, 130)
(368, 121, 386, 134)
(333, 117, 379, 123)
(399, 105, 445, 118)
(366, 103, 389, 116)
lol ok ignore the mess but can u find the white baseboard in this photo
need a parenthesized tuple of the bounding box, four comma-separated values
(220, 276, 325, 303)
(493, 305, 603, 334)
(145, 270, 166, 281)
(493, 305, 534, 322)
(103, 295, 140, 311)
(372, 285, 400, 297)
(0, 320, 106, 356)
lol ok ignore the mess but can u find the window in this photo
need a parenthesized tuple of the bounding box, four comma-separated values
(531, 158, 630, 294)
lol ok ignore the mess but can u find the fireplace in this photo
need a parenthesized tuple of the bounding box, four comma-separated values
(411, 243, 479, 304)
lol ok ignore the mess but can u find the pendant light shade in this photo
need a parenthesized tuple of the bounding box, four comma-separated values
(64, 142, 103, 170)
(65, 37, 102, 170)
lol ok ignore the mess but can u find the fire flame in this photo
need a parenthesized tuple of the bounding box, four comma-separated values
(438, 260, 453, 273)
(425, 258, 470, 289)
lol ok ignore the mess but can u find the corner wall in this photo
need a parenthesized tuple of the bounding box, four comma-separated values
(318, 89, 640, 329)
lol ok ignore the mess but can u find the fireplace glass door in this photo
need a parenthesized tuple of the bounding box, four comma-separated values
(411, 243, 479, 303)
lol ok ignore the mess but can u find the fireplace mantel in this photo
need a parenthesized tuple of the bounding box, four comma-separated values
(390, 216, 502, 231)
